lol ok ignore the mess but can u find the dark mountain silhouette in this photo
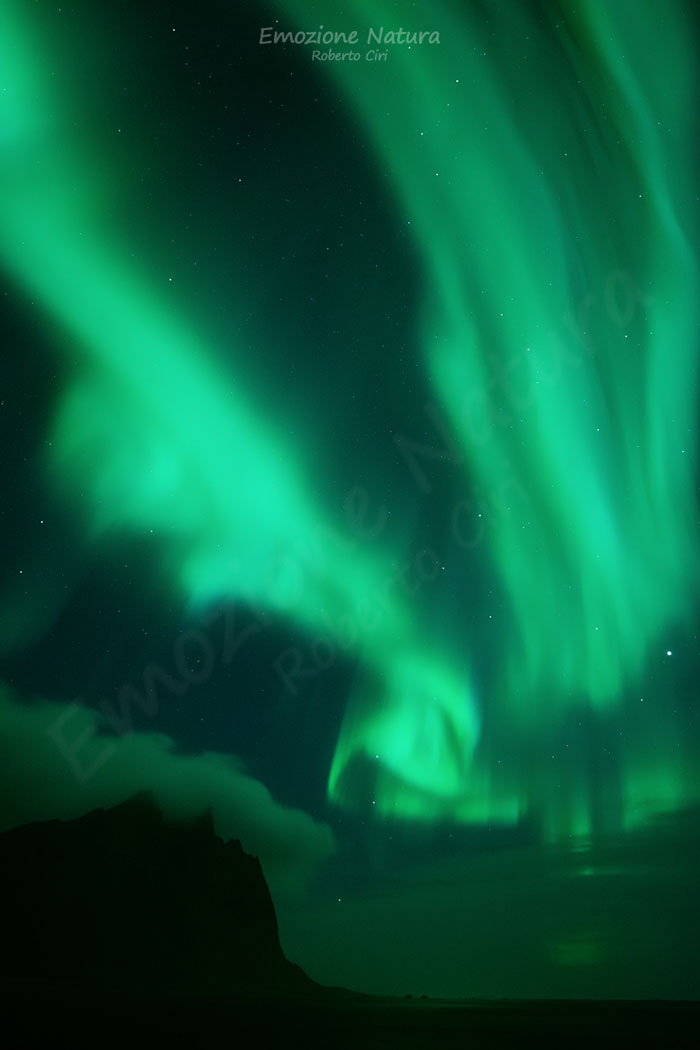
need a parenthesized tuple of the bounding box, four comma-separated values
(0, 791, 309, 995)
(1, 793, 697, 1048)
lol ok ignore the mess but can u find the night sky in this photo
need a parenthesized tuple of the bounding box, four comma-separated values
(1, 0, 699, 1000)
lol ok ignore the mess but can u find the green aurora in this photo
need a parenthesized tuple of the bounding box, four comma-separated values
(0, 0, 698, 859)
(277, 0, 700, 833)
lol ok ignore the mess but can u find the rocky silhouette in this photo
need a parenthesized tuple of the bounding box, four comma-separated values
(0, 791, 308, 996)
(1, 794, 697, 1047)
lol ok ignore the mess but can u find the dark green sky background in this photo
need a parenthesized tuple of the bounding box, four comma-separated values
(1, 0, 698, 999)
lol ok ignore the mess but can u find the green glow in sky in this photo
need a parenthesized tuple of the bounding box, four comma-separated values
(0, 1, 478, 811)
(1, 0, 698, 837)
(277, 0, 699, 829)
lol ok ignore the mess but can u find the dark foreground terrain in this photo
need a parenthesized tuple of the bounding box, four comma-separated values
(2, 795, 696, 1047)
(6, 984, 699, 1049)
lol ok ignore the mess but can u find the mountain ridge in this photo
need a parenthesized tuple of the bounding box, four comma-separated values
(0, 789, 313, 995)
